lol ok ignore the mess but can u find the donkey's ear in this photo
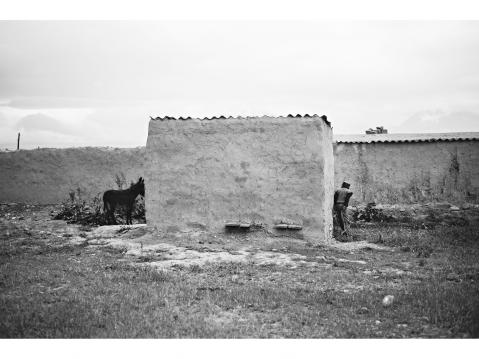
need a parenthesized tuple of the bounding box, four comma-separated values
(138, 177, 143, 182)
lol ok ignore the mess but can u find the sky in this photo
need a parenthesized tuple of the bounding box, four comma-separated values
(1, 20, 479, 149)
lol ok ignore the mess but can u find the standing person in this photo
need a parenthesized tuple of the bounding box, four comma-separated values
(334, 181, 353, 236)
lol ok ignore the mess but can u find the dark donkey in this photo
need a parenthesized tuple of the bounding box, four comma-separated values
(103, 177, 145, 225)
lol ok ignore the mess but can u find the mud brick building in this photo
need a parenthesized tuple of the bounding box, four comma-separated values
(145, 115, 334, 242)
(2, 127, 478, 214)
(334, 132, 479, 204)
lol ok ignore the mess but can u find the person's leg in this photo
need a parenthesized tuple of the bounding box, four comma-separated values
(344, 207, 350, 225)
(341, 207, 348, 235)
(337, 206, 345, 231)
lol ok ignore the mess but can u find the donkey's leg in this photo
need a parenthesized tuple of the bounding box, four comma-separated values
(126, 203, 133, 225)
(105, 209, 111, 225)
(110, 204, 117, 225)
(104, 201, 112, 225)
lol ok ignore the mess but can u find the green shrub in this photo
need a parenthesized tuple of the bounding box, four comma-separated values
(52, 181, 146, 226)
(350, 203, 393, 223)
(53, 188, 107, 226)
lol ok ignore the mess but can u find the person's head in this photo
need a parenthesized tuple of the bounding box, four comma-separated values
(341, 181, 350, 189)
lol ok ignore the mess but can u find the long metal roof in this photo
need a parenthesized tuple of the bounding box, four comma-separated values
(334, 132, 479, 144)
(150, 114, 331, 127)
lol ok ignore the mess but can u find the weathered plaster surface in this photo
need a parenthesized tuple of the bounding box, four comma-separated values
(0, 147, 146, 203)
(2, 134, 477, 208)
(145, 116, 333, 242)
(334, 141, 479, 204)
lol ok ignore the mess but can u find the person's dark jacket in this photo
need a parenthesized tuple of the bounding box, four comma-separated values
(334, 188, 353, 207)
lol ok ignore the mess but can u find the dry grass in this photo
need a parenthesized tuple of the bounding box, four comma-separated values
(1, 204, 478, 338)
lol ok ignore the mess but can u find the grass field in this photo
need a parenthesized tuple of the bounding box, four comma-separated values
(1, 204, 478, 338)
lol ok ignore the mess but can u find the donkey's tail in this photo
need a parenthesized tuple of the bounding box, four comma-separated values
(103, 198, 110, 214)
(102, 193, 109, 214)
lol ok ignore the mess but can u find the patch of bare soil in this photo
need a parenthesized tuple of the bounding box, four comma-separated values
(81, 225, 319, 269)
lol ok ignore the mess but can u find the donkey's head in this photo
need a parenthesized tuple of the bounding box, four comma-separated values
(132, 177, 145, 197)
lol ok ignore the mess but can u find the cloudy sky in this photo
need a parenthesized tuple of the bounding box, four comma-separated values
(1, 21, 479, 149)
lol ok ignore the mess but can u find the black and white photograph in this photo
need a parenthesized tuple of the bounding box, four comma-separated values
(1, 0, 479, 349)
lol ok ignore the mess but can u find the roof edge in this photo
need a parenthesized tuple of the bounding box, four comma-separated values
(335, 132, 479, 144)
(336, 138, 479, 144)
(149, 114, 331, 127)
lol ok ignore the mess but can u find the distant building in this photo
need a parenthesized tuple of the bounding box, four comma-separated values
(365, 126, 388, 134)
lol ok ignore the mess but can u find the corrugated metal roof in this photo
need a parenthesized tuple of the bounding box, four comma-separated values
(150, 114, 331, 127)
(334, 132, 479, 144)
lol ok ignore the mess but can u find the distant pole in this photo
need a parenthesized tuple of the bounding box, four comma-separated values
(17, 132, 20, 150)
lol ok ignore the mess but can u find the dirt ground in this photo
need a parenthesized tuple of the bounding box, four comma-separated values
(1, 203, 478, 338)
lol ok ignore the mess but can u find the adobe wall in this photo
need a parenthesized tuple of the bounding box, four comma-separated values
(334, 141, 479, 204)
(0, 147, 146, 204)
(145, 116, 334, 243)
(1, 136, 477, 208)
